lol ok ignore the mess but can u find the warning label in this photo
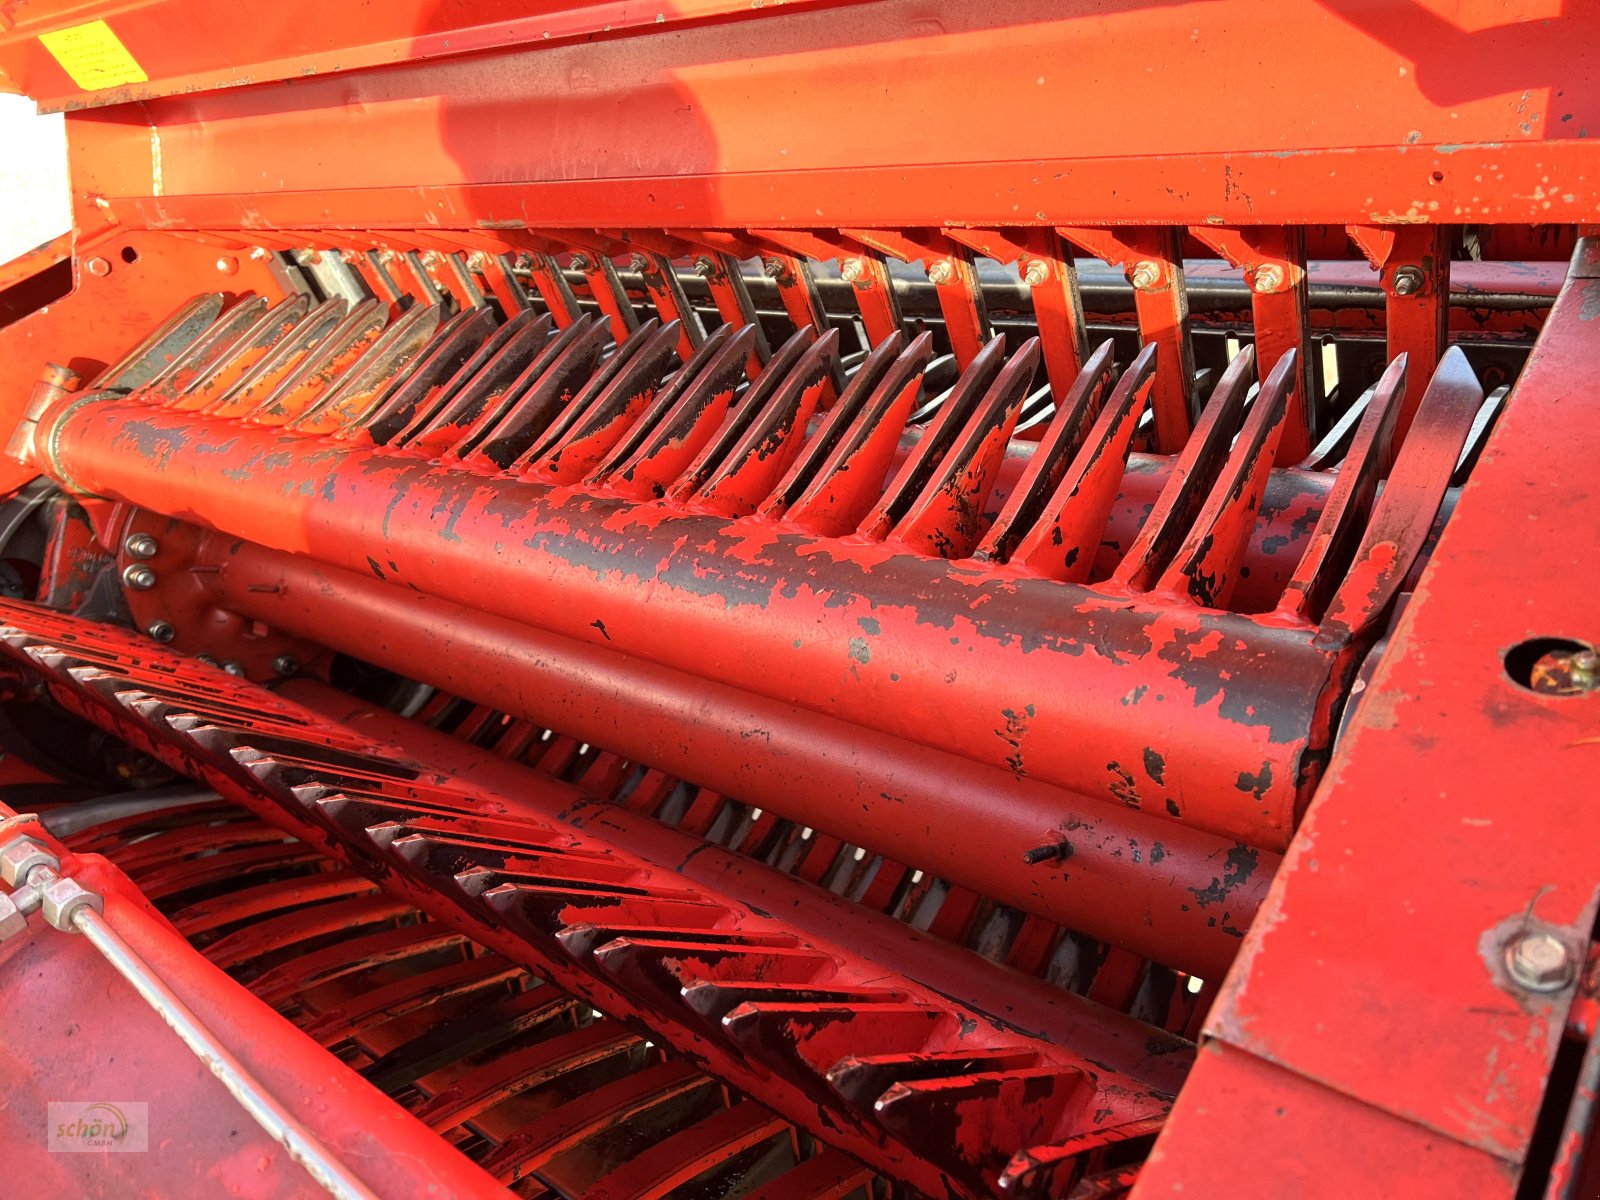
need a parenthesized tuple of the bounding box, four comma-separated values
(39, 20, 148, 92)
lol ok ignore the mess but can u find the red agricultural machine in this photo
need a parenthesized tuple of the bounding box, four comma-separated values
(0, 3, 1595, 1196)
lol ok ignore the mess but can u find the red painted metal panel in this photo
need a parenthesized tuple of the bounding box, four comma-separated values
(1151, 242, 1600, 1190)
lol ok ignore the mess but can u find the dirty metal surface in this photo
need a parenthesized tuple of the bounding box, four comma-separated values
(28, 296, 1484, 859)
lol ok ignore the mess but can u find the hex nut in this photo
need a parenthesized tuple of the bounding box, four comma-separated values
(41, 875, 102, 933)
(839, 258, 866, 284)
(762, 257, 787, 280)
(124, 532, 158, 560)
(0, 892, 27, 941)
(1506, 931, 1574, 992)
(1022, 260, 1050, 288)
(146, 620, 176, 644)
(122, 564, 157, 591)
(0, 836, 57, 888)
(1392, 266, 1426, 296)
(272, 654, 299, 677)
(926, 260, 955, 286)
(1252, 265, 1285, 294)
(1129, 261, 1161, 290)
(628, 253, 651, 272)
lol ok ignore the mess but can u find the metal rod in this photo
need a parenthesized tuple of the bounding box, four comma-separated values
(41, 788, 218, 837)
(71, 903, 380, 1200)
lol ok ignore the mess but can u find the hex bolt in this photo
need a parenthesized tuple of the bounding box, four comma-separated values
(222, 661, 247, 677)
(466, 251, 490, 273)
(1392, 266, 1426, 296)
(1505, 931, 1575, 992)
(1021, 841, 1069, 865)
(1252, 264, 1285, 294)
(122, 564, 157, 591)
(249, 246, 271, 261)
(569, 252, 593, 272)
(628, 252, 651, 273)
(85, 257, 112, 278)
(1022, 260, 1050, 288)
(272, 654, 299, 677)
(146, 620, 176, 644)
(339, 250, 363, 265)
(421, 251, 441, 269)
(124, 532, 158, 560)
(692, 255, 716, 278)
(379, 249, 399, 266)
(927, 259, 955, 286)
(1129, 260, 1161, 290)
(839, 257, 866, 284)
(762, 257, 787, 280)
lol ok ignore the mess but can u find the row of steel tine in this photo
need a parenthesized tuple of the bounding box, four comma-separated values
(100, 291, 1483, 631)
(68, 804, 867, 1200)
(0, 598, 1167, 1200)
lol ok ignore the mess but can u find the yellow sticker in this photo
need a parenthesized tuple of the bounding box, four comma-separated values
(39, 20, 148, 92)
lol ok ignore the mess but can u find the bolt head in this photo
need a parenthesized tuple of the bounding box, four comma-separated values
(628, 253, 651, 273)
(1506, 931, 1574, 992)
(146, 620, 176, 644)
(41, 875, 101, 932)
(1392, 266, 1426, 296)
(1252, 265, 1285, 294)
(466, 251, 490, 272)
(122, 564, 157, 591)
(249, 247, 270, 261)
(340, 250, 363, 265)
(0, 836, 57, 888)
(1022, 260, 1050, 288)
(569, 252, 593, 272)
(0, 891, 27, 941)
(124, 532, 158, 560)
(839, 258, 866, 284)
(762, 257, 787, 280)
(1129, 261, 1161, 290)
(421, 251, 441, 268)
(926, 259, 955, 286)
(272, 654, 299, 677)
(85, 257, 112, 278)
